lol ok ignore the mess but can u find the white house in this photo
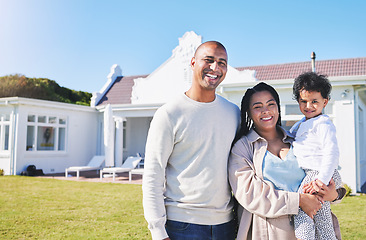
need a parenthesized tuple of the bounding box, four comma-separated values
(1, 31, 365, 194)
(91, 32, 366, 193)
(0, 97, 99, 175)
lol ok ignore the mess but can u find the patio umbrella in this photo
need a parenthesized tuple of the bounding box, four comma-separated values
(104, 104, 115, 167)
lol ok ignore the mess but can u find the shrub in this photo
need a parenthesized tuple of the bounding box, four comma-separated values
(0, 169, 4, 176)
(343, 183, 352, 196)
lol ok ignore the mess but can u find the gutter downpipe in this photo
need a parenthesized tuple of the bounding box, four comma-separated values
(354, 86, 366, 192)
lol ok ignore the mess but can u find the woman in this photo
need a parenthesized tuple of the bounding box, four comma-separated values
(228, 82, 344, 239)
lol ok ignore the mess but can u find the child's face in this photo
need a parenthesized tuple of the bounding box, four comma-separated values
(298, 89, 328, 120)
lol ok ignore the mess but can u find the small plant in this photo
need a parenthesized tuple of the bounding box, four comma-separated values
(0, 169, 4, 176)
(343, 183, 352, 197)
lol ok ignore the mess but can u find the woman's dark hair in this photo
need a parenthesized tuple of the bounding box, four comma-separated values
(234, 82, 282, 143)
(293, 72, 332, 101)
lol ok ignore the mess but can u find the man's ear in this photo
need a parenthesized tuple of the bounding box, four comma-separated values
(324, 98, 329, 107)
(190, 57, 196, 70)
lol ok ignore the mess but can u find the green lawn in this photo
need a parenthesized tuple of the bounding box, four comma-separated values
(0, 176, 365, 239)
(0, 176, 151, 239)
(332, 193, 366, 239)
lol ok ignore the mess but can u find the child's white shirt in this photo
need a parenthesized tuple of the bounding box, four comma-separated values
(290, 114, 339, 185)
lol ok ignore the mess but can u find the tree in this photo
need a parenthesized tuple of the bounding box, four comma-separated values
(0, 74, 92, 106)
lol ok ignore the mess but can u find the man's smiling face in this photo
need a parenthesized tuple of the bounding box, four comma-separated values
(190, 42, 228, 91)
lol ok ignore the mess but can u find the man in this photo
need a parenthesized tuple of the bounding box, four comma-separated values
(142, 41, 240, 240)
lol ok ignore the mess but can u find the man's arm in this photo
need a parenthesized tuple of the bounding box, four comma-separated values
(142, 108, 174, 240)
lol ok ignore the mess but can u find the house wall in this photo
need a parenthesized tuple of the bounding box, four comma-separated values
(333, 87, 357, 191)
(124, 117, 151, 158)
(3, 99, 99, 175)
(356, 89, 366, 191)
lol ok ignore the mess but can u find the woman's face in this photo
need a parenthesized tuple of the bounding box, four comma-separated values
(248, 90, 279, 132)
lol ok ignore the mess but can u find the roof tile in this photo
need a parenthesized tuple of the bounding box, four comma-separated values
(97, 57, 366, 106)
(97, 74, 148, 106)
(237, 57, 366, 81)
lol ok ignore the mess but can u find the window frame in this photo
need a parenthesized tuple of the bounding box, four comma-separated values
(281, 102, 335, 131)
(26, 114, 68, 152)
(0, 114, 11, 152)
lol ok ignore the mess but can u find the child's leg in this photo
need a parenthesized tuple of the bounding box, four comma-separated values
(332, 169, 342, 189)
(313, 201, 337, 240)
(294, 208, 315, 240)
(295, 169, 341, 240)
(294, 169, 316, 240)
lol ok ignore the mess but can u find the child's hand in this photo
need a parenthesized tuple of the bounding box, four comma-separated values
(314, 179, 326, 189)
(302, 181, 314, 194)
(303, 179, 327, 203)
(303, 180, 319, 194)
(309, 179, 326, 194)
(303, 180, 325, 194)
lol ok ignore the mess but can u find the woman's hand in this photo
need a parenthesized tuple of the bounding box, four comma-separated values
(310, 179, 338, 202)
(299, 194, 322, 219)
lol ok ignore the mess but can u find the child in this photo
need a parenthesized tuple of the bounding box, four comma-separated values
(290, 72, 342, 240)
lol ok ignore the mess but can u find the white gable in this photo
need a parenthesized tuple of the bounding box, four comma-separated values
(131, 31, 257, 104)
(91, 64, 122, 107)
(224, 65, 256, 85)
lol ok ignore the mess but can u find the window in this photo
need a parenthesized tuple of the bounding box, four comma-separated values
(285, 105, 302, 115)
(0, 114, 10, 151)
(123, 121, 126, 149)
(26, 114, 67, 152)
(281, 103, 334, 131)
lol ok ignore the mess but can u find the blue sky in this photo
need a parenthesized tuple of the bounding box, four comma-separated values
(0, 0, 365, 93)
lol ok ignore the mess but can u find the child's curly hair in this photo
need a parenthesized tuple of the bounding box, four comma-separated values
(293, 72, 332, 101)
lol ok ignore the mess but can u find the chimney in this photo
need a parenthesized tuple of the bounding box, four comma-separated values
(311, 52, 316, 73)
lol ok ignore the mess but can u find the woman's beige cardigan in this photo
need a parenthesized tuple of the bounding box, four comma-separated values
(228, 127, 342, 240)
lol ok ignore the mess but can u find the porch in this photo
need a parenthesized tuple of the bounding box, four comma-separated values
(38, 170, 143, 184)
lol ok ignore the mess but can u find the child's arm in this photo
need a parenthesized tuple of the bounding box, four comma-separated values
(317, 122, 340, 185)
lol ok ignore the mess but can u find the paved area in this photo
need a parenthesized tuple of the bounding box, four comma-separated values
(38, 170, 143, 184)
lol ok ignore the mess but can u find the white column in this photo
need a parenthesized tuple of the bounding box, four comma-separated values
(115, 118, 125, 167)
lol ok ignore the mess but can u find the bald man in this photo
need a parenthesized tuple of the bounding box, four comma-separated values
(143, 41, 240, 240)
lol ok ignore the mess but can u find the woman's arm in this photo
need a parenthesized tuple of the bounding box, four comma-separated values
(299, 194, 322, 219)
(306, 178, 345, 202)
(229, 139, 321, 218)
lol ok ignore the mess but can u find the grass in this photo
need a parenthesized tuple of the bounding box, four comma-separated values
(0, 176, 365, 239)
(0, 176, 151, 239)
(332, 193, 366, 239)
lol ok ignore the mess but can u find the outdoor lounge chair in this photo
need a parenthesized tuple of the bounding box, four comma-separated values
(65, 155, 105, 180)
(129, 168, 144, 182)
(100, 156, 142, 182)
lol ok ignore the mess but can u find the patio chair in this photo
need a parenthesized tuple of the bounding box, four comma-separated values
(100, 156, 142, 182)
(129, 168, 144, 182)
(65, 155, 105, 180)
